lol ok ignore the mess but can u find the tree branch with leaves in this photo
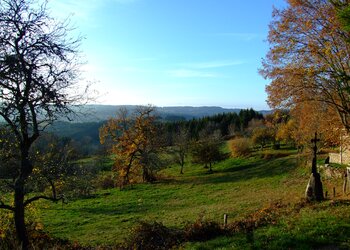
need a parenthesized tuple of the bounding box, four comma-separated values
(261, 0, 350, 132)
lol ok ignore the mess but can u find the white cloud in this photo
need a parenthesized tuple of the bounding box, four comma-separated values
(182, 60, 244, 69)
(167, 59, 243, 78)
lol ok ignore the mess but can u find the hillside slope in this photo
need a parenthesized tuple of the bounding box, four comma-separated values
(37, 149, 350, 248)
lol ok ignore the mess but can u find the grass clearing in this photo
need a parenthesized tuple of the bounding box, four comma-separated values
(37, 148, 350, 248)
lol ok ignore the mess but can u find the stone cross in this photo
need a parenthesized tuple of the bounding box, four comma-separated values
(311, 132, 320, 174)
(305, 132, 324, 201)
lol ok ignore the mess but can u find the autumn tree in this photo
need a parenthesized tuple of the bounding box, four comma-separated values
(100, 106, 163, 188)
(261, 0, 350, 132)
(0, 0, 86, 248)
(289, 101, 342, 149)
(264, 110, 290, 148)
(276, 119, 297, 147)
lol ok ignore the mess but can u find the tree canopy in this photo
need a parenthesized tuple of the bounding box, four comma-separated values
(261, 0, 350, 131)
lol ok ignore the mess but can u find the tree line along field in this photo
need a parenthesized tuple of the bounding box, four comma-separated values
(34, 146, 350, 249)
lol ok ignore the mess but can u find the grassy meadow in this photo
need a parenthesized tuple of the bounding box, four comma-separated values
(34, 146, 350, 249)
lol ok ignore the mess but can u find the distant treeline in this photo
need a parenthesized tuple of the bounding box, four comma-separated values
(162, 108, 264, 141)
(46, 109, 264, 156)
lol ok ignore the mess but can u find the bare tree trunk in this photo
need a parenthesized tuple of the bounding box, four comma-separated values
(14, 179, 29, 250)
(14, 148, 33, 250)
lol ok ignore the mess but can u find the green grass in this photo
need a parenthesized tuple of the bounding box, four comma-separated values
(37, 148, 350, 248)
(185, 201, 350, 249)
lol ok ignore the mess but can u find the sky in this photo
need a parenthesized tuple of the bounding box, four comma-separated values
(48, 0, 287, 110)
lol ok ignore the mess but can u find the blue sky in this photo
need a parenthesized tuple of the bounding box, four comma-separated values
(48, 0, 286, 110)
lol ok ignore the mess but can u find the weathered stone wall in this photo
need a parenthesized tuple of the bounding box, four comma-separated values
(329, 152, 350, 165)
(319, 164, 343, 179)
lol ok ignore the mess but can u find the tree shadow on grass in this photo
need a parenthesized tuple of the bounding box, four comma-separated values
(47, 201, 157, 217)
(179, 156, 299, 185)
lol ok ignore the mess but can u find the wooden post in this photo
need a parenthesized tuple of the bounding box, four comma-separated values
(223, 214, 228, 228)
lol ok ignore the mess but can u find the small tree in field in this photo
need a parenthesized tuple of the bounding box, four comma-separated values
(100, 106, 163, 188)
(191, 130, 225, 173)
(251, 127, 274, 150)
(0, 0, 86, 248)
(172, 127, 191, 174)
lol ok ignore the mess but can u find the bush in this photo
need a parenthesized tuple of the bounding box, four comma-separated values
(123, 221, 182, 250)
(123, 219, 226, 249)
(230, 138, 252, 157)
(96, 173, 115, 189)
(184, 217, 225, 242)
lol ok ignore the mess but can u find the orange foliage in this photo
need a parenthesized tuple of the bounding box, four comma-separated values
(290, 102, 342, 148)
(99, 106, 159, 188)
(261, 0, 350, 132)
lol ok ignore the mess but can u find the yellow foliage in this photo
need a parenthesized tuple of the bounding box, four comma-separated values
(99, 106, 159, 187)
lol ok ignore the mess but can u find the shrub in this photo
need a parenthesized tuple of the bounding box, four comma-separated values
(184, 217, 225, 242)
(96, 173, 115, 189)
(123, 221, 182, 250)
(230, 138, 252, 157)
(228, 201, 286, 233)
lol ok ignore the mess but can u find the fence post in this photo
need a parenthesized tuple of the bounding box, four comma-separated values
(224, 214, 228, 228)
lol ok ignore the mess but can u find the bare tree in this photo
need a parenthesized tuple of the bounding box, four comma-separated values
(172, 128, 190, 174)
(0, 0, 88, 248)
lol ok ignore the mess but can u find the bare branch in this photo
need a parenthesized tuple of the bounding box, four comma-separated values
(24, 195, 65, 207)
(0, 199, 14, 211)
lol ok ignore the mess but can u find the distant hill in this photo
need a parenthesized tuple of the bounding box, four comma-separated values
(70, 105, 271, 122)
(45, 105, 270, 155)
